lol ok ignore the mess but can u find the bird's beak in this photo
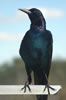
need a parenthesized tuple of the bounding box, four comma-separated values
(18, 8, 31, 15)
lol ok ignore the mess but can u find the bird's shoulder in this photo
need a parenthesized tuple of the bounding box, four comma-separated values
(22, 31, 30, 42)
(45, 30, 53, 43)
(19, 31, 30, 51)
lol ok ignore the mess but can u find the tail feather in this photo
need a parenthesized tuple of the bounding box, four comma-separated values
(34, 72, 48, 100)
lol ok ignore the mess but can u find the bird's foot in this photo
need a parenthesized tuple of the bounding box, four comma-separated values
(20, 81, 31, 93)
(43, 84, 56, 95)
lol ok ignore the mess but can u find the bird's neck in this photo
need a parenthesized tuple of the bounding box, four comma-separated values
(30, 25, 43, 32)
(30, 19, 46, 32)
(30, 24, 46, 32)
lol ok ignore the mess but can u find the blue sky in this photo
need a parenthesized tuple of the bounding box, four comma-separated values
(0, 0, 66, 64)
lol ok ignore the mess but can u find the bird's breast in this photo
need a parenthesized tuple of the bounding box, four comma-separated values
(29, 35, 48, 59)
(31, 34, 48, 49)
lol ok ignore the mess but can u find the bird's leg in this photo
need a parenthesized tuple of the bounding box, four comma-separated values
(43, 72, 56, 95)
(21, 75, 32, 92)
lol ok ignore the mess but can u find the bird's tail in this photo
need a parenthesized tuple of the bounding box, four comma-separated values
(34, 72, 48, 100)
(34, 48, 48, 100)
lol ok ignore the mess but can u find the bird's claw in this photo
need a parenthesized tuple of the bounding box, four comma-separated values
(43, 84, 56, 95)
(20, 81, 31, 93)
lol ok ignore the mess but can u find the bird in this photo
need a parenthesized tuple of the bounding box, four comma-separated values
(19, 8, 55, 100)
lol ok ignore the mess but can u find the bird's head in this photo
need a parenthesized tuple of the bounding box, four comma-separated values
(19, 8, 46, 30)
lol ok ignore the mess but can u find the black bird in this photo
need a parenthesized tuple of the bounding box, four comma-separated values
(19, 8, 54, 100)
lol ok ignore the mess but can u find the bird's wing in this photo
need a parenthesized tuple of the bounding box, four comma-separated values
(46, 30, 53, 60)
(19, 31, 30, 61)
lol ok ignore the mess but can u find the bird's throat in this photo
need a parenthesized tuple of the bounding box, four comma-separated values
(30, 18, 46, 32)
(31, 22, 45, 32)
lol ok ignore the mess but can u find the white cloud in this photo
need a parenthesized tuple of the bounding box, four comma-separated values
(0, 11, 28, 24)
(39, 8, 64, 19)
(0, 8, 64, 24)
(8, 11, 28, 24)
(0, 32, 24, 42)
